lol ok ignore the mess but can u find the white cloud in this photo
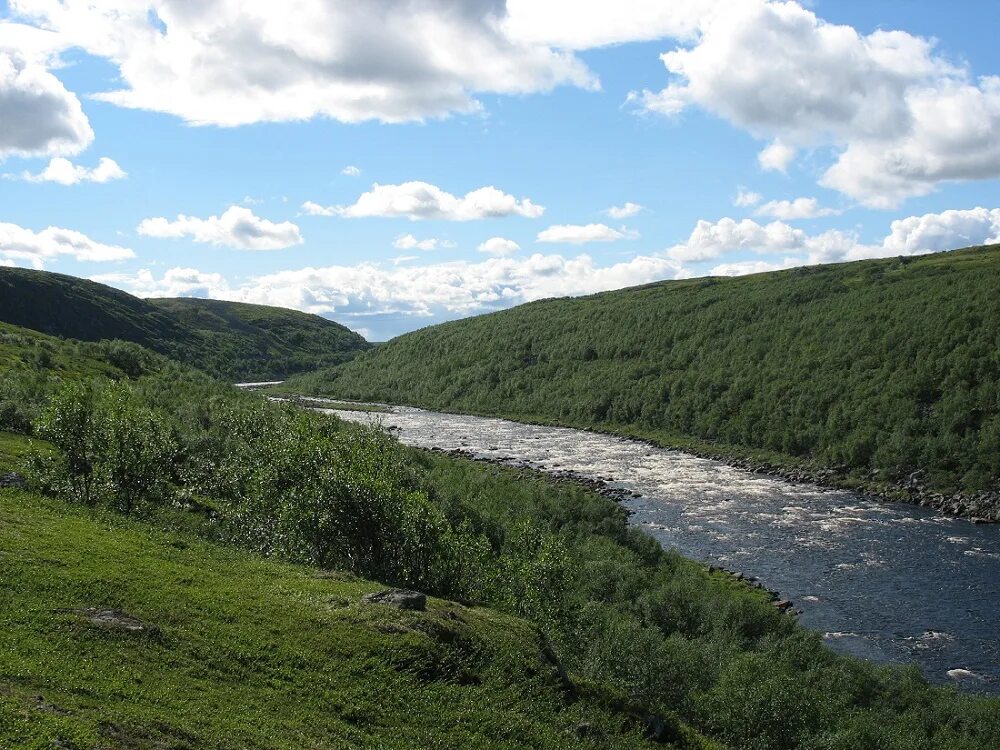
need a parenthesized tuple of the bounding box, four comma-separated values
(92, 267, 227, 298)
(632, 0, 1000, 207)
(537, 223, 637, 244)
(478, 237, 520, 256)
(21, 156, 126, 185)
(755, 197, 839, 221)
(709, 258, 800, 276)
(341, 165, 361, 177)
(137, 206, 303, 250)
(757, 141, 796, 173)
(0, 220, 134, 267)
(881, 207, 1000, 255)
(666, 217, 805, 262)
(393, 233, 439, 251)
(604, 202, 644, 219)
(97, 252, 685, 327)
(503, 1, 711, 50)
(0, 48, 93, 159)
(300, 201, 337, 217)
(309, 181, 545, 221)
(733, 187, 762, 207)
(8, 0, 596, 127)
(667, 207, 1000, 267)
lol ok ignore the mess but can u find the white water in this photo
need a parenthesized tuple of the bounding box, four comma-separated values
(331, 404, 1000, 693)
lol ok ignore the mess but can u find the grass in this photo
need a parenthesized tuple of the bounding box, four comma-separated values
(0, 484, 716, 749)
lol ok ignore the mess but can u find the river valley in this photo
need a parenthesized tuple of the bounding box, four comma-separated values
(328, 403, 1000, 694)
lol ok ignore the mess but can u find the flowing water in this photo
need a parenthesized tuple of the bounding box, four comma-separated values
(329, 404, 1000, 693)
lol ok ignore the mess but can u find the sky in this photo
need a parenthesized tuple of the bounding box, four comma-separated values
(1, 0, 998, 341)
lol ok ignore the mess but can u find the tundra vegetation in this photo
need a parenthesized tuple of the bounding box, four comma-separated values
(1, 319, 997, 749)
(0, 268, 369, 380)
(298, 244, 1000, 506)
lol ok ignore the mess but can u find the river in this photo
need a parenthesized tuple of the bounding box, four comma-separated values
(327, 403, 999, 693)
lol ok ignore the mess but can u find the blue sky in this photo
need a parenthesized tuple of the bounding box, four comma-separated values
(1, 0, 998, 340)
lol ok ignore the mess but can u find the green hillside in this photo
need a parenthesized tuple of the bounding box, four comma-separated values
(296, 244, 1000, 500)
(1, 489, 675, 750)
(2, 321, 998, 748)
(0, 267, 368, 380)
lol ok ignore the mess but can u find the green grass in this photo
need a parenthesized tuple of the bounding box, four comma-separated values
(0, 268, 369, 380)
(0, 489, 708, 750)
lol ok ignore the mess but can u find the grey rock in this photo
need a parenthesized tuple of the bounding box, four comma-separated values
(361, 589, 427, 611)
(64, 607, 160, 636)
(0, 471, 26, 489)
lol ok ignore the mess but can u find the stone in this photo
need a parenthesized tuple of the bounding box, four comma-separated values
(0, 472, 27, 489)
(360, 589, 427, 611)
(67, 608, 160, 636)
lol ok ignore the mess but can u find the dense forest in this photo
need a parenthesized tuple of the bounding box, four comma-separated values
(1, 320, 999, 748)
(0, 268, 368, 380)
(300, 244, 1000, 498)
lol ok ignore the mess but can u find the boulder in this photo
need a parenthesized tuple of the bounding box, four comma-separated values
(0, 472, 27, 489)
(67, 607, 160, 636)
(361, 589, 426, 611)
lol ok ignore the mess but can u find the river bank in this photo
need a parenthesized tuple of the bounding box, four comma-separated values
(296, 391, 999, 523)
(330, 403, 1000, 692)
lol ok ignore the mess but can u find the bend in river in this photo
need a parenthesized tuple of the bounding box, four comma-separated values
(328, 403, 1000, 694)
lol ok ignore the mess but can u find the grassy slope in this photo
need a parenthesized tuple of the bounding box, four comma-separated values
(148, 297, 370, 378)
(300, 244, 1000, 495)
(0, 268, 367, 380)
(0, 481, 694, 750)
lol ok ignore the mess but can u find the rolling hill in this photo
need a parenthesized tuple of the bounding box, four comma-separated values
(293, 243, 1000, 501)
(0, 267, 368, 380)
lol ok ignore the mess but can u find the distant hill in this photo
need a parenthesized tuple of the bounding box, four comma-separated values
(0, 268, 369, 380)
(299, 243, 1000, 496)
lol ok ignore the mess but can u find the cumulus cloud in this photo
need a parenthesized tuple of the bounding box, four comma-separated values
(757, 141, 796, 173)
(709, 258, 800, 276)
(632, 0, 1000, 207)
(733, 187, 762, 207)
(91, 267, 229, 299)
(20, 156, 126, 184)
(666, 218, 804, 262)
(0, 48, 93, 159)
(0, 220, 134, 267)
(137, 206, 303, 250)
(478, 237, 520, 256)
(309, 181, 545, 221)
(341, 165, 361, 177)
(755, 197, 839, 221)
(97, 252, 685, 333)
(881, 207, 1000, 255)
(667, 207, 1000, 267)
(604, 202, 644, 219)
(7, 0, 596, 127)
(393, 233, 439, 251)
(537, 223, 637, 244)
(503, 1, 711, 50)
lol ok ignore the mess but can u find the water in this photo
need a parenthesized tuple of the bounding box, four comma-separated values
(330, 404, 1000, 693)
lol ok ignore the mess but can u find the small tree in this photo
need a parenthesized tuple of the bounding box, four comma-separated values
(92, 383, 176, 514)
(32, 381, 98, 504)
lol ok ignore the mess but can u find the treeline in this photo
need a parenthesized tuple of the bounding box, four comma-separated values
(303, 244, 1000, 494)
(2, 324, 998, 749)
(0, 267, 369, 380)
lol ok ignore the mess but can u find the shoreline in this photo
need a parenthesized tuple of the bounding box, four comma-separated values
(300, 393, 1000, 524)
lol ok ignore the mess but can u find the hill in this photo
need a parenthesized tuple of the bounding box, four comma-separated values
(2, 322, 997, 748)
(0, 488, 681, 749)
(0, 267, 368, 380)
(293, 244, 1000, 502)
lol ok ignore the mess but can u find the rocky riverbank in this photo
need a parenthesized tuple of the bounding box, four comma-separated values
(431, 446, 802, 614)
(671, 449, 1000, 524)
(526, 422, 1000, 524)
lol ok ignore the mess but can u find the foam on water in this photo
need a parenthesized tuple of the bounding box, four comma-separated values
(333, 405, 1000, 693)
